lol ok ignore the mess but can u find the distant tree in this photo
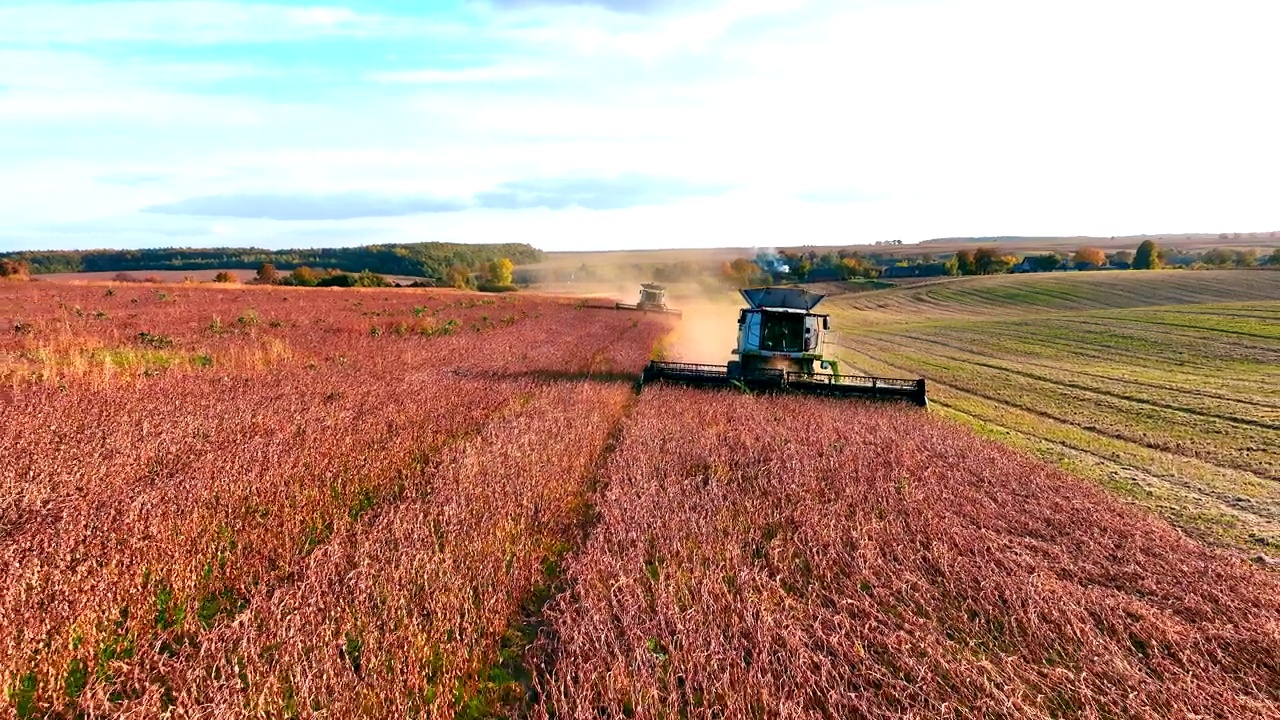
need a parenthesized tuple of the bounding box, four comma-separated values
(1109, 250, 1134, 268)
(793, 257, 813, 278)
(0, 259, 29, 279)
(1072, 247, 1107, 269)
(486, 257, 514, 286)
(973, 247, 997, 273)
(973, 247, 1016, 274)
(1233, 249, 1258, 267)
(840, 256, 874, 279)
(1201, 248, 1235, 267)
(652, 260, 700, 284)
(316, 273, 353, 287)
(312, 270, 389, 287)
(1133, 240, 1161, 270)
(1269, 248, 1280, 266)
(1027, 253, 1063, 272)
(446, 264, 473, 290)
(255, 262, 279, 284)
(954, 249, 977, 275)
(212, 271, 236, 283)
(289, 266, 320, 286)
(356, 270, 393, 287)
(721, 258, 762, 288)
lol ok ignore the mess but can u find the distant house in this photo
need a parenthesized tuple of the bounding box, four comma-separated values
(881, 263, 948, 278)
(1015, 256, 1074, 273)
(804, 267, 844, 282)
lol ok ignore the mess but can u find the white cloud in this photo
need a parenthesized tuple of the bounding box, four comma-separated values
(0, 2, 450, 44)
(366, 65, 549, 84)
(1, 0, 1278, 252)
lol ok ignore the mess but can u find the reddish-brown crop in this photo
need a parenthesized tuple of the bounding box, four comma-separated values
(533, 386, 1280, 719)
(1, 282, 670, 718)
(6, 281, 1280, 719)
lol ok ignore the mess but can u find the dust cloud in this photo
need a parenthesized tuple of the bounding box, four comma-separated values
(661, 294, 741, 364)
(531, 266, 748, 365)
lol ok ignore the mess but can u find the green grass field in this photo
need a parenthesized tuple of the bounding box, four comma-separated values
(828, 270, 1280, 557)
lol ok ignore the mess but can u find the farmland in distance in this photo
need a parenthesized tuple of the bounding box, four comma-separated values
(827, 269, 1280, 554)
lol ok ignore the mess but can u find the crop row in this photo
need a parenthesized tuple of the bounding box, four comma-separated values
(532, 386, 1280, 719)
(0, 283, 644, 385)
(1, 283, 671, 717)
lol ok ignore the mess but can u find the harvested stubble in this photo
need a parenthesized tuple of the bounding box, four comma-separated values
(534, 386, 1280, 719)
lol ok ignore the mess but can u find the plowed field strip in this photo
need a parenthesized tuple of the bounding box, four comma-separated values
(847, 337, 1280, 481)
(937, 397, 1280, 538)
(830, 281, 1280, 555)
(997, 319, 1280, 368)
(1155, 308, 1280, 320)
(904, 327, 1279, 410)
(844, 338, 1274, 484)
(952, 321, 1279, 379)
(1092, 315, 1280, 341)
(862, 332, 1280, 429)
(836, 344, 1280, 548)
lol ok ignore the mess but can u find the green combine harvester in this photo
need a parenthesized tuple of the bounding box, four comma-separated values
(615, 282, 683, 317)
(640, 286, 928, 407)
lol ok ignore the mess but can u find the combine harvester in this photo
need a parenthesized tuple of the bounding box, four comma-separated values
(641, 286, 928, 407)
(616, 283, 683, 318)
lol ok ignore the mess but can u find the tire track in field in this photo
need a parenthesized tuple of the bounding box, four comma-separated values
(1032, 318, 1280, 368)
(1093, 315, 1280, 341)
(1064, 315, 1280, 350)
(911, 327, 1280, 417)
(911, 326, 1280, 411)
(936, 397, 1280, 549)
(497, 364, 651, 716)
(839, 338, 1280, 497)
(951, 322, 1280, 395)
(1153, 308, 1280, 321)
(836, 343, 1280, 550)
(867, 332, 1280, 432)
(848, 335, 1280, 481)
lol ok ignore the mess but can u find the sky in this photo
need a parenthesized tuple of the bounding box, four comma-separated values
(0, 0, 1277, 253)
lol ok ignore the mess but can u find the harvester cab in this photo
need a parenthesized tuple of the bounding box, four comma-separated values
(641, 286, 928, 407)
(616, 282, 683, 317)
(729, 286, 834, 377)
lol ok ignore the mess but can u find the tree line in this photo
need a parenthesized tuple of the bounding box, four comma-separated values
(885, 240, 1280, 278)
(206, 256, 517, 291)
(0, 242, 543, 281)
(723, 240, 1280, 283)
(970, 240, 1278, 274)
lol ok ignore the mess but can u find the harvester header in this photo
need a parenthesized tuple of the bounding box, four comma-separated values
(640, 285, 928, 407)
